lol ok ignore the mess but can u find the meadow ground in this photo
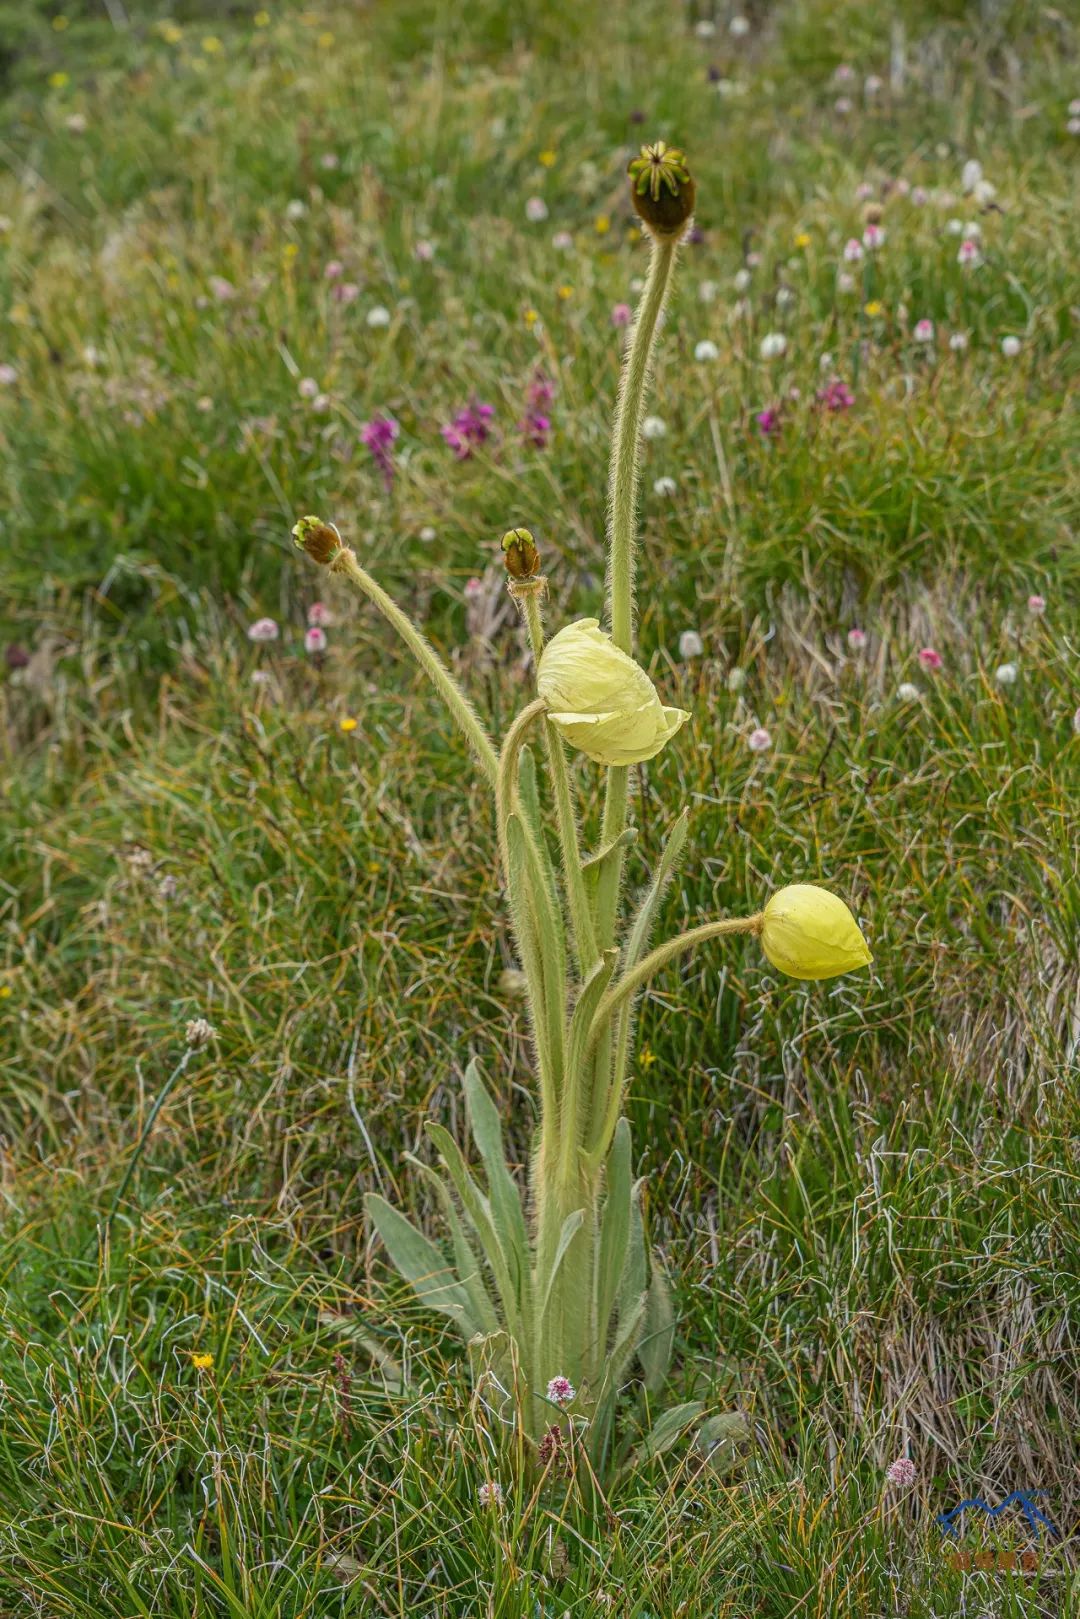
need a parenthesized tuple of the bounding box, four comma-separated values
(0, 0, 1078, 1614)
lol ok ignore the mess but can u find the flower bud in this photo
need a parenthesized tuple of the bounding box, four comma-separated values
(627, 141, 696, 237)
(501, 527, 540, 580)
(536, 618, 689, 766)
(292, 515, 342, 566)
(759, 884, 872, 981)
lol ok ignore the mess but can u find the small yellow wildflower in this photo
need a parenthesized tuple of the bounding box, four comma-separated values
(283, 241, 299, 261)
(0, 985, 12, 1000)
(640, 1047, 656, 1068)
(627, 227, 642, 243)
(201, 35, 223, 54)
(48, 71, 70, 89)
(254, 9, 271, 24)
(191, 1352, 213, 1370)
(160, 23, 183, 44)
(794, 231, 811, 249)
(52, 15, 69, 30)
(339, 717, 358, 733)
(557, 284, 573, 301)
(594, 213, 611, 235)
(539, 149, 557, 168)
(523, 307, 539, 327)
(864, 300, 884, 318)
(317, 31, 335, 47)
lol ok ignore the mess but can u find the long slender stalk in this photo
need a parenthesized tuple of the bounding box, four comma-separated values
(585, 913, 763, 1167)
(332, 547, 498, 787)
(95, 1047, 193, 1251)
(521, 590, 598, 974)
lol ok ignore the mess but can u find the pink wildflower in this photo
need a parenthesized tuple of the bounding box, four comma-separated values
(247, 618, 279, 643)
(862, 224, 886, 250)
(441, 400, 494, 460)
(611, 302, 633, 328)
(886, 1458, 916, 1487)
(464, 577, 484, 601)
(755, 406, 781, 437)
(360, 413, 400, 491)
(817, 379, 855, 412)
(847, 628, 867, 650)
(957, 239, 981, 267)
(333, 282, 359, 304)
(747, 727, 772, 753)
(208, 276, 236, 302)
(842, 237, 865, 263)
(546, 1376, 576, 1406)
(913, 319, 935, 344)
(307, 602, 333, 627)
(323, 259, 344, 280)
(917, 647, 943, 671)
(1027, 594, 1046, 617)
(304, 626, 327, 655)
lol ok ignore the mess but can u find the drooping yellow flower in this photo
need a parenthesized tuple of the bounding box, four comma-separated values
(536, 619, 689, 766)
(191, 1352, 213, 1370)
(760, 884, 872, 981)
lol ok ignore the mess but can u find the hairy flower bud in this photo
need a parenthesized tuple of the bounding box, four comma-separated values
(501, 527, 541, 580)
(627, 141, 696, 237)
(536, 618, 689, 766)
(760, 884, 872, 981)
(292, 515, 342, 566)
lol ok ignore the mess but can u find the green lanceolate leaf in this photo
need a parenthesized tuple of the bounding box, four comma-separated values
(364, 1194, 480, 1336)
(637, 1258, 675, 1392)
(624, 1400, 706, 1476)
(566, 949, 618, 1100)
(611, 809, 690, 1087)
(425, 1121, 521, 1344)
(463, 1061, 531, 1314)
(595, 1119, 632, 1364)
(616, 1180, 648, 1324)
(581, 826, 638, 890)
(538, 1207, 586, 1322)
(406, 1155, 501, 1338)
(505, 813, 565, 1101)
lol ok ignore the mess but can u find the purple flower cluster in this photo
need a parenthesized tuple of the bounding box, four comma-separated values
(518, 370, 555, 449)
(441, 399, 495, 460)
(817, 379, 855, 412)
(360, 413, 400, 490)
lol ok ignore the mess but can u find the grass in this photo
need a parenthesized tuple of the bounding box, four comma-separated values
(0, 0, 1078, 1614)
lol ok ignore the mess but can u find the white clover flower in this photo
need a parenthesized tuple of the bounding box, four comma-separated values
(418, 525, 437, 542)
(366, 305, 391, 328)
(949, 332, 969, 351)
(776, 287, 795, 308)
(694, 339, 720, 362)
(896, 682, 921, 702)
(525, 196, 549, 223)
(864, 73, 883, 96)
(733, 268, 751, 292)
(945, 218, 965, 236)
(285, 199, 306, 220)
(747, 727, 772, 753)
(727, 668, 746, 692)
(760, 332, 787, 359)
(995, 663, 1018, 686)
(653, 475, 678, 497)
(729, 14, 750, 36)
(961, 220, 982, 240)
(477, 1481, 503, 1507)
(1001, 335, 1021, 358)
(699, 279, 719, 303)
(678, 629, 704, 660)
(961, 159, 983, 193)
(972, 179, 996, 205)
(694, 18, 716, 36)
(641, 415, 667, 440)
(837, 271, 856, 293)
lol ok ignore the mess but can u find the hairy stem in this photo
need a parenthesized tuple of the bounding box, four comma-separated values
(586, 913, 763, 1167)
(521, 591, 598, 974)
(333, 547, 498, 786)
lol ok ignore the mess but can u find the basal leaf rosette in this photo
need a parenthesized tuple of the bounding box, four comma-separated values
(537, 619, 689, 767)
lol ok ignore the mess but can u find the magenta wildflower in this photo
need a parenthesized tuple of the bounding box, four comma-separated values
(546, 1375, 576, 1406)
(817, 379, 855, 412)
(611, 302, 633, 328)
(442, 400, 494, 460)
(527, 371, 556, 409)
(886, 1458, 916, 1487)
(847, 628, 867, 650)
(918, 647, 943, 671)
(360, 413, 400, 491)
(755, 406, 781, 437)
(1027, 593, 1046, 617)
(519, 411, 551, 449)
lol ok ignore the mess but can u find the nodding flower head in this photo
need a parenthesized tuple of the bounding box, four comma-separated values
(627, 141, 696, 237)
(292, 515, 343, 567)
(759, 884, 872, 981)
(501, 528, 541, 581)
